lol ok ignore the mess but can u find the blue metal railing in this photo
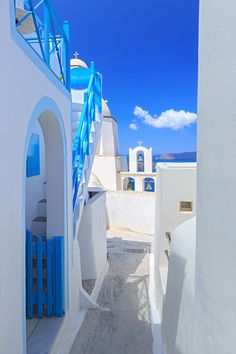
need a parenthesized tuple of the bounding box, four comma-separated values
(15, 0, 70, 90)
(26, 230, 64, 318)
(72, 62, 102, 210)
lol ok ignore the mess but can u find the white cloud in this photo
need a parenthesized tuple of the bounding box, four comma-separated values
(133, 106, 197, 130)
(129, 122, 138, 130)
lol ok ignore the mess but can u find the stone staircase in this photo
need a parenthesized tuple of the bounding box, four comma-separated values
(31, 104, 102, 240)
(32, 182, 47, 238)
(72, 102, 102, 230)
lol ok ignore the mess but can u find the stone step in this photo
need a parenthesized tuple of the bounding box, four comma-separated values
(38, 199, 47, 217)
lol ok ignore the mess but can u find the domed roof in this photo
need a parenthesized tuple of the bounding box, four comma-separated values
(70, 58, 88, 69)
(71, 67, 90, 90)
(102, 99, 112, 118)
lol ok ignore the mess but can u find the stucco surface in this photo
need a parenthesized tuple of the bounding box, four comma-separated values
(0, 3, 73, 353)
(106, 191, 155, 235)
(190, 1, 236, 353)
(70, 230, 153, 354)
(78, 191, 107, 280)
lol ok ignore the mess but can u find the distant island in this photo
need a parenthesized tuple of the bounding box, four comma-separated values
(154, 151, 197, 161)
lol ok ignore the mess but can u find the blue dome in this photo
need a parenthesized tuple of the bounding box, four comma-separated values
(71, 67, 90, 90)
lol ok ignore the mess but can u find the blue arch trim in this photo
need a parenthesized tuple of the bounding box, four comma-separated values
(22, 96, 69, 353)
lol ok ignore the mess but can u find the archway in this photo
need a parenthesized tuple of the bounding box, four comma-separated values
(123, 177, 135, 191)
(137, 150, 144, 172)
(144, 177, 155, 192)
(24, 102, 67, 347)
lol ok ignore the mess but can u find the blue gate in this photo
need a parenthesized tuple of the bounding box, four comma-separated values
(26, 230, 64, 318)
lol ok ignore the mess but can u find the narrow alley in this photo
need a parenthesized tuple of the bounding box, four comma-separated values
(70, 230, 153, 354)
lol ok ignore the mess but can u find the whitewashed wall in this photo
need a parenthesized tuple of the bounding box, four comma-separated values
(98, 117, 119, 156)
(162, 218, 196, 354)
(159, 1, 236, 353)
(91, 156, 119, 191)
(129, 145, 153, 173)
(78, 191, 107, 280)
(90, 115, 127, 191)
(0, 3, 78, 353)
(153, 163, 196, 324)
(106, 191, 155, 234)
(190, 1, 236, 353)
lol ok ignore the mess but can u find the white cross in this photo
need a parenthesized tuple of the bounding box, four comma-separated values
(137, 140, 143, 146)
(74, 51, 79, 59)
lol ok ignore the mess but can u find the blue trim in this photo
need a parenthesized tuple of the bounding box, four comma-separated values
(47, 238, 53, 316)
(9, 1, 71, 99)
(72, 62, 102, 214)
(26, 232, 65, 317)
(22, 97, 69, 352)
(14, 0, 71, 90)
(126, 177, 135, 191)
(144, 177, 155, 192)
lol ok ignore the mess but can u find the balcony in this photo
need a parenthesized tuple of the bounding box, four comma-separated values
(14, 0, 70, 90)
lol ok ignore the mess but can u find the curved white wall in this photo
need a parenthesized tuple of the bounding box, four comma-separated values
(160, 2, 236, 354)
(0, 3, 75, 353)
(162, 217, 196, 354)
(191, 1, 236, 353)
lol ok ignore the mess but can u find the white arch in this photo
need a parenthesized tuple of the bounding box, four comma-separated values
(129, 145, 153, 173)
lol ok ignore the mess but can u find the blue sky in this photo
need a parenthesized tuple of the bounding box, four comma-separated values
(52, 0, 199, 154)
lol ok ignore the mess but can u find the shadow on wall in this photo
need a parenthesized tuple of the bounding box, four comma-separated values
(162, 253, 186, 354)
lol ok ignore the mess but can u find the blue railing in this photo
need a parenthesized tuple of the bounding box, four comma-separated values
(15, 0, 70, 90)
(26, 231, 64, 318)
(72, 62, 102, 210)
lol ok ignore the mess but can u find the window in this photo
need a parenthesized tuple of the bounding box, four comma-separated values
(137, 151, 144, 172)
(180, 201, 193, 212)
(144, 177, 155, 192)
(26, 134, 40, 177)
(123, 177, 135, 191)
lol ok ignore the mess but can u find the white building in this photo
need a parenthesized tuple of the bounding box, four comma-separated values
(89, 107, 156, 234)
(6, 1, 236, 353)
(89, 107, 156, 233)
(120, 143, 156, 192)
(151, 1, 236, 354)
(152, 163, 196, 325)
(89, 100, 127, 191)
(0, 2, 107, 353)
(129, 144, 153, 173)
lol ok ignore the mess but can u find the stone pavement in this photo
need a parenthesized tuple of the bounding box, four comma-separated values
(70, 229, 153, 354)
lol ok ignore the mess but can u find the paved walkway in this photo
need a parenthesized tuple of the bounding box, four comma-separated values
(70, 229, 153, 354)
